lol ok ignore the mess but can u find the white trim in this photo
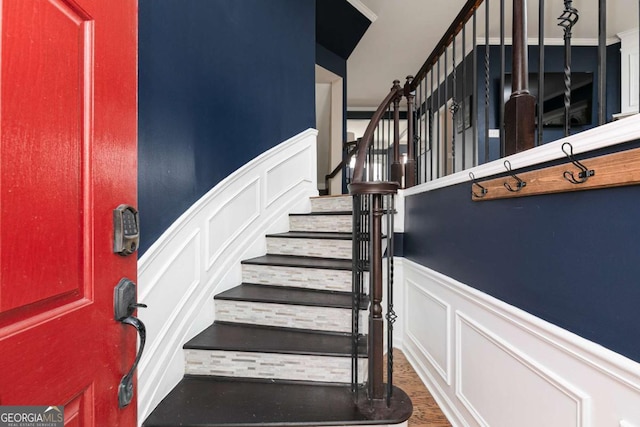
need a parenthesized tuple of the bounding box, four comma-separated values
(403, 114, 640, 196)
(345, 0, 377, 23)
(455, 312, 591, 427)
(406, 279, 451, 385)
(137, 129, 318, 425)
(398, 259, 640, 427)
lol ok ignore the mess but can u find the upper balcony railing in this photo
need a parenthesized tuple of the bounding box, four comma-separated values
(352, 0, 640, 189)
(348, 0, 640, 409)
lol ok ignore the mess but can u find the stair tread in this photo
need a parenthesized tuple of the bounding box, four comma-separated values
(142, 377, 412, 427)
(215, 283, 357, 308)
(266, 231, 352, 240)
(290, 211, 352, 216)
(184, 322, 364, 356)
(242, 254, 352, 270)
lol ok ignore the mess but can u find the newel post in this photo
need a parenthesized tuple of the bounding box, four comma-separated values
(390, 80, 404, 185)
(504, 0, 536, 155)
(404, 76, 416, 188)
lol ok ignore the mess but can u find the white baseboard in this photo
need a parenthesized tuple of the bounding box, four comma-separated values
(399, 258, 640, 427)
(136, 129, 318, 424)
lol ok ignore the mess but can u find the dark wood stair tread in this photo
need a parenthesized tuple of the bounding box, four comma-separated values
(214, 284, 362, 309)
(184, 322, 365, 357)
(142, 377, 412, 427)
(266, 231, 352, 240)
(242, 254, 352, 270)
(290, 211, 352, 216)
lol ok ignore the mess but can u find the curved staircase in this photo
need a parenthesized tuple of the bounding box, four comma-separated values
(142, 195, 412, 427)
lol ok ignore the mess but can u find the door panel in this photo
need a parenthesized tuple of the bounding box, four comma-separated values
(1, 0, 90, 313)
(0, 1, 138, 426)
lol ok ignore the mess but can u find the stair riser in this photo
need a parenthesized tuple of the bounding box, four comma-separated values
(289, 215, 352, 233)
(267, 237, 351, 259)
(310, 196, 352, 213)
(242, 265, 368, 293)
(215, 300, 367, 333)
(185, 349, 366, 383)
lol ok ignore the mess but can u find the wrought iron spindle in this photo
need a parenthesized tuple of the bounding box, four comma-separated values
(385, 194, 396, 407)
(462, 22, 467, 170)
(444, 46, 449, 175)
(484, 0, 490, 163)
(473, 10, 478, 166)
(538, 0, 545, 145)
(500, 0, 506, 157)
(450, 38, 459, 174)
(558, 0, 579, 137)
(430, 69, 435, 181)
(598, 0, 606, 125)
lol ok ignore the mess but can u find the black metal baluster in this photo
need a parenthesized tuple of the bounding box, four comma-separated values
(500, 0, 506, 158)
(451, 36, 458, 174)
(385, 194, 396, 407)
(438, 57, 442, 178)
(418, 80, 423, 183)
(598, 0, 606, 125)
(473, 10, 478, 166)
(558, 0, 579, 137)
(538, 0, 545, 145)
(462, 22, 467, 170)
(444, 47, 449, 176)
(431, 69, 435, 181)
(484, 0, 490, 163)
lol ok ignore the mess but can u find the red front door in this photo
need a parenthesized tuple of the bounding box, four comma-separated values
(0, 0, 138, 425)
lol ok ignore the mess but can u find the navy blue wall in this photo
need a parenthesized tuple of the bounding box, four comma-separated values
(138, 0, 316, 255)
(404, 140, 640, 363)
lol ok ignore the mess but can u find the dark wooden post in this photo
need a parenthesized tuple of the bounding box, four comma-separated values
(504, 0, 536, 155)
(390, 80, 404, 184)
(369, 192, 384, 400)
(404, 76, 416, 188)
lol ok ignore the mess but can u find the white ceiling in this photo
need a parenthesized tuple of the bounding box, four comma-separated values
(347, 0, 639, 109)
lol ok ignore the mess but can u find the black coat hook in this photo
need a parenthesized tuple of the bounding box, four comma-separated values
(503, 160, 526, 192)
(562, 142, 595, 184)
(469, 172, 487, 198)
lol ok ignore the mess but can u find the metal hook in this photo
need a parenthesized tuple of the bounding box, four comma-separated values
(503, 160, 526, 192)
(469, 172, 487, 198)
(561, 142, 594, 184)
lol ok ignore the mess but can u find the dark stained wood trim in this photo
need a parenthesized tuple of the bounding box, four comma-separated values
(352, 82, 403, 183)
(410, 0, 485, 91)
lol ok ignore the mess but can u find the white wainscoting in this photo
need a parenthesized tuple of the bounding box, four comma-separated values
(399, 258, 640, 427)
(137, 129, 318, 423)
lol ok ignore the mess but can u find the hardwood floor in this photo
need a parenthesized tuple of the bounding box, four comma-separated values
(390, 350, 451, 427)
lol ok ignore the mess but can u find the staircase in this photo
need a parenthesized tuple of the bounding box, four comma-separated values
(142, 195, 412, 427)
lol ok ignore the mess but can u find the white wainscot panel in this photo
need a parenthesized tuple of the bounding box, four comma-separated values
(137, 129, 318, 424)
(406, 279, 450, 384)
(456, 313, 589, 427)
(206, 178, 260, 269)
(142, 231, 201, 348)
(266, 147, 312, 207)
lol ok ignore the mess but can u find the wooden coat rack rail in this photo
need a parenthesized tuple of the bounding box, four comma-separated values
(471, 143, 640, 201)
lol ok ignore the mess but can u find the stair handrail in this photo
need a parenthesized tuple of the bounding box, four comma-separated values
(409, 0, 485, 92)
(324, 140, 359, 194)
(351, 81, 404, 184)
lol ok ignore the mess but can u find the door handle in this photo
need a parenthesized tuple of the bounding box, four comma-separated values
(118, 314, 146, 408)
(114, 278, 147, 408)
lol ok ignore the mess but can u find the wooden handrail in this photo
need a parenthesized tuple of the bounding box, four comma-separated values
(410, 0, 485, 91)
(324, 143, 359, 194)
(351, 82, 404, 184)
